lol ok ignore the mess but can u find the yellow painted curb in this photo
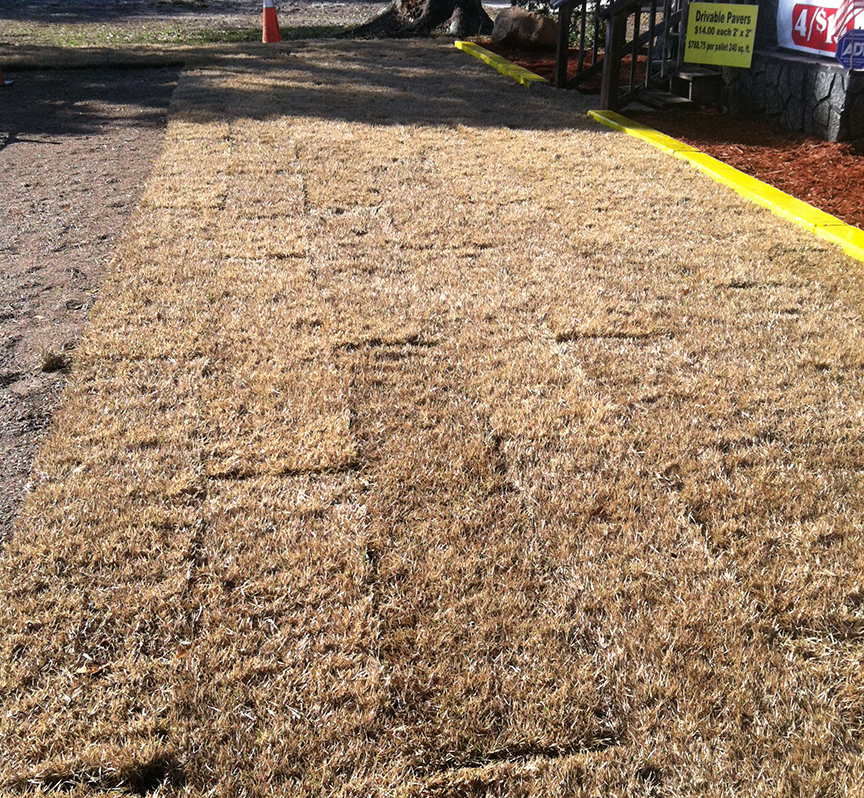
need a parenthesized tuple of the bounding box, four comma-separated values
(589, 109, 864, 263)
(586, 110, 699, 156)
(454, 41, 546, 88)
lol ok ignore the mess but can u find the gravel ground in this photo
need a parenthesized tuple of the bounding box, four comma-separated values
(1, 0, 386, 28)
(0, 1, 386, 544)
(1, 0, 255, 17)
(0, 68, 180, 545)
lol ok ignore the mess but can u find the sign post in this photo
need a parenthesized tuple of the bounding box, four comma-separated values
(684, 3, 760, 68)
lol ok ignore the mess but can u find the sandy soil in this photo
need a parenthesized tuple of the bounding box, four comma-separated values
(0, 68, 180, 544)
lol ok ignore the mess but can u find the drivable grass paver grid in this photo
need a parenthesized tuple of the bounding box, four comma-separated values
(590, 109, 864, 263)
(2, 40, 864, 796)
(456, 41, 864, 265)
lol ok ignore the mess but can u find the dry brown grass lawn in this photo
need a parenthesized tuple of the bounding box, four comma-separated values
(2, 39, 864, 796)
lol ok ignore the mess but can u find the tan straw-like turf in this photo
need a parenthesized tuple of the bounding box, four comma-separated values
(2, 40, 864, 796)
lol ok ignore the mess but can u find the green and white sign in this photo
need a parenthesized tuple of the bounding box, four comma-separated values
(684, 2, 759, 68)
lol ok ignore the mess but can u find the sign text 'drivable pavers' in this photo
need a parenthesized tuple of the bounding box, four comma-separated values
(684, 2, 760, 68)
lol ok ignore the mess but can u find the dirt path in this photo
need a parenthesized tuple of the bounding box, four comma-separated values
(0, 68, 179, 544)
(3, 40, 864, 795)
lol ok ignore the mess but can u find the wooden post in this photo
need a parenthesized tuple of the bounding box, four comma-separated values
(555, 0, 573, 89)
(600, 12, 625, 110)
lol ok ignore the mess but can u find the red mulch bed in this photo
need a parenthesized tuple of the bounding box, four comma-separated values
(626, 109, 864, 230)
(479, 40, 647, 92)
(480, 41, 599, 86)
(476, 40, 864, 231)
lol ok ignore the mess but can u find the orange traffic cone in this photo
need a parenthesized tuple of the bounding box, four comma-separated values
(262, 0, 282, 43)
(0, 66, 12, 87)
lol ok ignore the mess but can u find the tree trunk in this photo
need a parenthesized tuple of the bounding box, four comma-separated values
(352, 0, 494, 38)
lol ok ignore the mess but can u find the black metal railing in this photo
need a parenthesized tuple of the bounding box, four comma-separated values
(553, 0, 689, 109)
(553, 0, 609, 91)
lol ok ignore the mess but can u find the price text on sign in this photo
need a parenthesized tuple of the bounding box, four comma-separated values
(776, 0, 863, 57)
(684, 2, 759, 68)
(791, 4, 843, 52)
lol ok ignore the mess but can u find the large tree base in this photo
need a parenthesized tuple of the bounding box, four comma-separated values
(350, 0, 494, 39)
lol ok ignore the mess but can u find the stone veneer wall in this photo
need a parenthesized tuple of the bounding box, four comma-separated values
(724, 49, 864, 146)
(716, 0, 864, 146)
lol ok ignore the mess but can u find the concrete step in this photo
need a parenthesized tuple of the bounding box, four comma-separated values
(638, 89, 695, 110)
(671, 67, 723, 105)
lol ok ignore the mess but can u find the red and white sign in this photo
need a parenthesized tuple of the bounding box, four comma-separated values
(778, 0, 864, 56)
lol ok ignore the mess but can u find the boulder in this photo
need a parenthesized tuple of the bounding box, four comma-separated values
(491, 7, 557, 51)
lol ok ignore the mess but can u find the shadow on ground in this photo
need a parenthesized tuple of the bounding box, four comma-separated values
(177, 39, 602, 132)
(0, 39, 603, 136)
(0, 67, 180, 144)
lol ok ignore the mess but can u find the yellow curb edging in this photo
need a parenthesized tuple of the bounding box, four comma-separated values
(454, 41, 547, 88)
(589, 109, 864, 263)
